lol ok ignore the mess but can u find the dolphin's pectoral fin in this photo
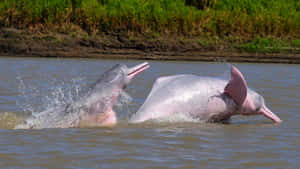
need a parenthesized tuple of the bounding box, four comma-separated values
(224, 66, 248, 106)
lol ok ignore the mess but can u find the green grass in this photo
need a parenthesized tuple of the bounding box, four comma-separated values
(237, 37, 290, 53)
(197, 38, 209, 47)
(0, 0, 299, 39)
(292, 39, 300, 48)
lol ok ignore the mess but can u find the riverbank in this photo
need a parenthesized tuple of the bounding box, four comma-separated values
(1, 0, 299, 63)
(1, 28, 300, 64)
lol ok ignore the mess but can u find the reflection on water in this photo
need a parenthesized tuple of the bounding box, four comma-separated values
(0, 57, 299, 168)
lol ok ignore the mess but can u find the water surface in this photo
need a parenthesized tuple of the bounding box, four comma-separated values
(0, 57, 299, 168)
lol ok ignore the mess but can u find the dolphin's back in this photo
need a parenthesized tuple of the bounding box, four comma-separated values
(130, 75, 233, 123)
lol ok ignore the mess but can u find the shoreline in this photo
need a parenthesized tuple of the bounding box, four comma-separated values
(1, 28, 300, 64)
(2, 50, 300, 64)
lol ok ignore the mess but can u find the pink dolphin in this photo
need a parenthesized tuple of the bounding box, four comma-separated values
(130, 66, 281, 123)
(15, 62, 150, 129)
(77, 62, 150, 127)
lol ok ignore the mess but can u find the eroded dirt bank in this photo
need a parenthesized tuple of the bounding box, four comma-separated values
(1, 28, 300, 64)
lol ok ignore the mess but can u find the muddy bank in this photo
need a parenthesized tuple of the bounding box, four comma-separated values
(1, 28, 300, 64)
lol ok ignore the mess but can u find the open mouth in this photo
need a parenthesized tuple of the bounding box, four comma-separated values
(127, 62, 150, 78)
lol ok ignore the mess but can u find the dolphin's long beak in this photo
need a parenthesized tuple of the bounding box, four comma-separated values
(127, 62, 150, 79)
(259, 105, 282, 123)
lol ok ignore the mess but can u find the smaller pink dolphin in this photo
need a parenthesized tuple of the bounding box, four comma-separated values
(130, 66, 281, 123)
(15, 62, 150, 129)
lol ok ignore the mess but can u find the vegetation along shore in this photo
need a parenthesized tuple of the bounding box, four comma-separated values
(0, 0, 300, 63)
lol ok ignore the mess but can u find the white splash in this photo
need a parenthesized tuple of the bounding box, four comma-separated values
(17, 76, 85, 115)
(15, 76, 86, 129)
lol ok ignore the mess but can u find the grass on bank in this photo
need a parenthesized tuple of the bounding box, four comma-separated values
(292, 39, 300, 48)
(236, 37, 300, 53)
(0, 0, 299, 38)
(0, 0, 299, 53)
(237, 37, 286, 53)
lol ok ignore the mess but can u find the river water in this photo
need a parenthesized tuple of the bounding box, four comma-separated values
(0, 57, 299, 168)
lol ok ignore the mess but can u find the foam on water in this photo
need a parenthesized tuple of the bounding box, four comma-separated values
(15, 76, 87, 128)
(17, 75, 85, 116)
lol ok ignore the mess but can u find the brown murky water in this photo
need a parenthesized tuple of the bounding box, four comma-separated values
(0, 57, 299, 168)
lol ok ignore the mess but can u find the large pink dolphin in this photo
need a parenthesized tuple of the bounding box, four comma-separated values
(130, 66, 281, 123)
(15, 62, 149, 129)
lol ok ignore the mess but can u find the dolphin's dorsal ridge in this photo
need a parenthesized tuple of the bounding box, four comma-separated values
(224, 66, 247, 105)
(150, 76, 176, 93)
